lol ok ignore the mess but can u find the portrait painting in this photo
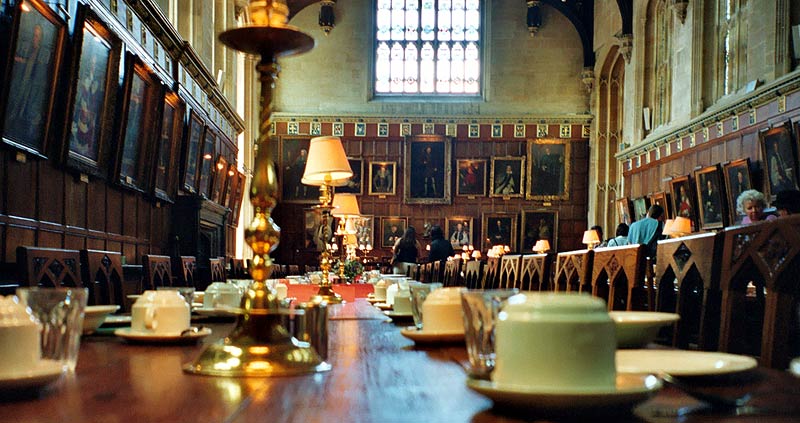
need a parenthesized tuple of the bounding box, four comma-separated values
(723, 158, 752, 224)
(196, 129, 216, 198)
(456, 159, 486, 197)
(404, 135, 452, 204)
(694, 165, 727, 229)
(304, 208, 335, 252)
(210, 155, 229, 205)
(335, 158, 363, 195)
(222, 163, 236, 209)
(760, 122, 800, 201)
(368, 161, 396, 196)
(632, 197, 650, 222)
(354, 215, 374, 248)
(490, 157, 525, 198)
(616, 197, 633, 225)
(228, 171, 246, 226)
(482, 213, 518, 252)
(381, 217, 408, 248)
(445, 217, 473, 249)
(115, 54, 160, 191)
(526, 139, 571, 201)
(280, 137, 317, 203)
(648, 191, 672, 219)
(153, 91, 184, 202)
(670, 175, 698, 232)
(521, 210, 558, 252)
(182, 109, 205, 193)
(0, 0, 66, 157)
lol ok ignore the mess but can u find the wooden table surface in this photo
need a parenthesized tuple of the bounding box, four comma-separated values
(2, 299, 800, 423)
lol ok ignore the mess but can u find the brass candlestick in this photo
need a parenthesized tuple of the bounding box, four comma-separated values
(184, 0, 330, 377)
(312, 183, 342, 303)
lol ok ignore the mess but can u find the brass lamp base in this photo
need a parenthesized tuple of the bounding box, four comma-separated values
(312, 285, 343, 304)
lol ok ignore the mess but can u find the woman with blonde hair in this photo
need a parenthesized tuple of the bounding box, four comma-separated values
(736, 189, 777, 224)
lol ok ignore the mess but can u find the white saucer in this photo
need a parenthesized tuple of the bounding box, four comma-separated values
(82, 305, 121, 334)
(400, 327, 464, 343)
(790, 357, 800, 377)
(102, 315, 132, 326)
(466, 374, 661, 412)
(0, 359, 63, 390)
(114, 327, 212, 343)
(193, 307, 238, 317)
(384, 310, 413, 318)
(616, 350, 757, 376)
(366, 297, 382, 304)
(609, 311, 680, 348)
(126, 294, 141, 300)
(374, 303, 392, 310)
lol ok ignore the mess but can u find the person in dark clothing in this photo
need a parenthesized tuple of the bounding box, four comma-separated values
(427, 225, 454, 262)
(392, 227, 421, 274)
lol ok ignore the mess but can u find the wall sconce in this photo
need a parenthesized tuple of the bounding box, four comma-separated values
(526, 0, 542, 37)
(319, 0, 336, 35)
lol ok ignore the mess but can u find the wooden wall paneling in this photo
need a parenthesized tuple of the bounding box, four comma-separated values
(86, 237, 105, 250)
(0, 154, 6, 215)
(87, 181, 106, 232)
(107, 188, 122, 235)
(137, 197, 150, 241)
(6, 159, 36, 218)
(64, 175, 87, 228)
(5, 225, 35, 263)
(106, 241, 122, 254)
(37, 230, 63, 249)
(122, 194, 137, 237)
(0, 224, 5, 262)
(123, 243, 136, 265)
(37, 163, 64, 224)
(65, 235, 85, 251)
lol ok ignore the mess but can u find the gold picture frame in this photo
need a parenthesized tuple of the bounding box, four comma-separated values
(526, 139, 571, 201)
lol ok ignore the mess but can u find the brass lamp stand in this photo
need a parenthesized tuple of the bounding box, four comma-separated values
(184, 0, 330, 377)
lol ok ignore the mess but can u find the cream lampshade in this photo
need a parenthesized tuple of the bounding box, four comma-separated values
(668, 216, 692, 237)
(662, 219, 675, 235)
(582, 229, 600, 249)
(331, 194, 361, 217)
(532, 239, 551, 253)
(301, 136, 353, 186)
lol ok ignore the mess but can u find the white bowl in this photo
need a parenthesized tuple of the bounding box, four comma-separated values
(82, 305, 121, 334)
(609, 311, 679, 348)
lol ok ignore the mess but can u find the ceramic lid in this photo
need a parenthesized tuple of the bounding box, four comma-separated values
(0, 295, 39, 327)
(499, 293, 610, 322)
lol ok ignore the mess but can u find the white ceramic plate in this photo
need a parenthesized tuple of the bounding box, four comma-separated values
(82, 305, 121, 334)
(102, 315, 132, 326)
(193, 307, 238, 317)
(114, 327, 212, 343)
(790, 357, 800, 377)
(466, 374, 661, 412)
(374, 303, 392, 310)
(616, 350, 758, 376)
(366, 297, 382, 304)
(400, 327, 464, 343)
(0, 359, 63, 390)
(609, 311, 680, 348)
(384, 310, 413, 318)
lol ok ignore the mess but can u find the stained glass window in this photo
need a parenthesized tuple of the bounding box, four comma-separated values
(375, 0, 481, 95)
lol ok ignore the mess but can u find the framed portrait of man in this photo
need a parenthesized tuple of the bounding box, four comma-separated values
(182, 109, 205, 193)
(648, 191, 672, 219)
(152, 91, 184, 203)
(62, 4, 121, 176)
(632, 197, 650, 222)
(694, 164, 727, 230)
(526, 139, 571, 201)
(0, 0, 67, 158)
(445, 217, 474, 249)
(456, 159, 486, 197)
(381, 217, 408, 248)
(304, 208, 334, 252)
(760, 122, 800, 201)
(723, 158, 752, 224)
(490, 157, 525, 198)
(670, 175, 698, 232)
(482, 212, 518, 251)
(280, 137, 317, 203)
(521, 210, 558, 252)
(228, 171, 246, 226)
(616, 197, 633, 225)
(368, 161, 396, 196)
(335, 158, 363, 195)
(196, 128, 216, 198)
(404, 134, 452, 204)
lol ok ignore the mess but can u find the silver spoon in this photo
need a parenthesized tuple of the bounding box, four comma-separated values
(181, 326, 205, 336)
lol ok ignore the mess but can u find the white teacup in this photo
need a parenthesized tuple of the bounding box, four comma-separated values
(0, 296, 41, 374)
(203, 282, 242, 309)
(421, 287, 464, 333)
(392, 290, 412, 314)
(493, 293, 616, 389)
(131, 290, 191, 335)
(373, 279, 389, 301)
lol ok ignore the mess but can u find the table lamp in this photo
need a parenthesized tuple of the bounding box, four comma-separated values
(582, 229, 600, 249)
(302, 136, 353, 303)
(666, 216, 692, 238)
(332, 193, 360, 280)
(532, 239, 551, 253)
(662, 219, 674, 236)
(185, 0, 330, 377)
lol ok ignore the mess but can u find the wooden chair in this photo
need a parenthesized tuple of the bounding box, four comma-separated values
(518, 253, 553, 291)
(431, 260, 446, 283)
(443, 259, 461, 286)
(142, 255, 173, 290)
(591, 244, 649, 311)
(554, 249, 593, 292)
(656, 232, 723, 350)
(498, 255, 522, 289)
(464, 260, 483, 289)
(79, 249, 124, 308)
(718, 215, 800, 369)
(480, 257, 501, 289)
(16, 246, 84, 289)
(288, 264, 301, 276)
(419, 262, 432, 283)
(405, 263, 419, 280)
(177, 256, 197, 288)
(230, 258, 247, 278)
(210, 257, 227, 282)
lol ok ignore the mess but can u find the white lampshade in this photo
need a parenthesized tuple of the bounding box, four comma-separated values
(582, 229, 600, 246)
(662, 219, 675, 235)
(670, 216, 692, 237)
(301, 136, 353, 186)
(532, 239, 551, 253)
(331, 194, 361, 217)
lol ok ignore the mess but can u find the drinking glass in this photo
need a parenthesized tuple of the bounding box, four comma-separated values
(17, 287, 88, 372)
(409, 282, 442, 329)
(460, 289, 520, 379)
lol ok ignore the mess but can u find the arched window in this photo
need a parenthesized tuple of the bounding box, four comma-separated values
(643, 0, 672, 132)
(374, 0, 482, 96)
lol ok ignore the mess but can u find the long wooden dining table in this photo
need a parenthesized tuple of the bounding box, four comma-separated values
(2, 299, 800, 422)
